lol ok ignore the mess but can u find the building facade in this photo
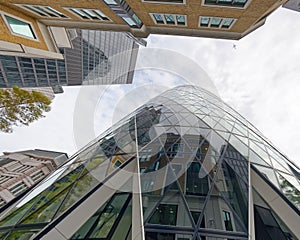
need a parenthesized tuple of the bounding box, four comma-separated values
(0, 0, 288, 58)
(0, 85, 299, 239)
(0, 149, 68, 208)
(0, 29, 141, 88)
(283, 0, 300, 12)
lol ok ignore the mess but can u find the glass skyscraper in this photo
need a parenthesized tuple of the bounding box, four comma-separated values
(0, 85, 299, 240)
(0, 30, 142, 88)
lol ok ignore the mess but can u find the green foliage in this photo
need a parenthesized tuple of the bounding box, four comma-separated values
(0, 86, 51, 133)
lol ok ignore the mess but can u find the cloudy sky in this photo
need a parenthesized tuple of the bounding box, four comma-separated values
(1, 7, 300, 167)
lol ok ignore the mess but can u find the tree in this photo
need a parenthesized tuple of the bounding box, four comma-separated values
(0, 86, 51, 133)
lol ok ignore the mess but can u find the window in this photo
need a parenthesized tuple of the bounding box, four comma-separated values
(102, 0, 143, 28)
(140, 149, 152, 162)
(30, 170, 45, 182)
(9, 181, 27, 196)
(16, 5, 68, 18)
(0, 198, 5, 207)
(113, 159, 122, 168)
(199, 16, 235, 29)
(223, 210, 233, 231)
(191, 211, 205, 228)
(203, 0, 249, 8)
(66, 8, 110, 21)
(186, 162, 209, 195)
(14, 165, 32, 173)
(4, 15, 36, 39)
(0, 175, 12, 184)
(167, 143, 184, 158)
(151, 13, 186, 26)
(149, 204, 178, 225)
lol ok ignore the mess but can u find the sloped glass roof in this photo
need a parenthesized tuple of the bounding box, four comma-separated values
(0, 85, 299, 239)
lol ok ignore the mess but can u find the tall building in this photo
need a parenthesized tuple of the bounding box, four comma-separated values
(0, 149, 68, 208)
(283, 0, 300, 12)
(0, 29, 141, 88)
(0, 0, 287, 58)
(0, 85, 299, 240)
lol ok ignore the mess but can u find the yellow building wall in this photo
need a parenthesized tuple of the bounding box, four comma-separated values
(0, 4, 49, 50)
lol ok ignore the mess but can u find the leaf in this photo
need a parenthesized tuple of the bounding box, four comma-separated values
(0, 87, 52, 133)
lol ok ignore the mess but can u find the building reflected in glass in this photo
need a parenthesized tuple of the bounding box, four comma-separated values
(0, 85, 299, 240)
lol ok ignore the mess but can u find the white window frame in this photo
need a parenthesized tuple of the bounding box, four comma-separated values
(201, 0, 252, 10)
(64, 8, 111, 22)
(1, 12, 39, 41)
(15, 4, 69, 19)
(142, 0, 186, 5)
(199, 16, 236, 30)
(150, 13, 187, 26)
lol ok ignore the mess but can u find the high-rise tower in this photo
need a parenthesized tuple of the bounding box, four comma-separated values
(0, 29, 141, 88)
(0, 85, 299, 240)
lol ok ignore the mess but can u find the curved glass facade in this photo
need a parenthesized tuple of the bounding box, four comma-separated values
(0, 85, 299, 240)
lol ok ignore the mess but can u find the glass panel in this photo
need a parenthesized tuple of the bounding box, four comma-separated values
(212, 159, 248, 232)
(122, 17, 136, 26)
(277, 173, 300, 209)
(0, 194, 40, 227)
(20, 186, 71, 224)
(191, 211, 205, 228)
(110, 199, 132, 240)
(210, 17, 222, 27)
(222, 18, 234, 28)
(229, 135, 248, 158)
(223, 210, 233, 231)
(148, 204, 178, 225)
(253, 164, 280, 189)
(70, 8, 88, 18)
(89, 193, 131, 238)
(153, 14, 163, 24)
(71, 199, 109, 239)
(56, 170, 101, 215)
(164, 14, 175, 24)
(253, 189, 297, 239)
(249, 150, 270, 167)
(186, 162, 209, 196)
(144, 169, 193, 228)
(250, 141, 271, 165)
(5, 16, 35, 39)
(5, 229, 40, 240)
(176, 15, 185, 25)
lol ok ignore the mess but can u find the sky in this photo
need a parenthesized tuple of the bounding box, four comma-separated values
(1, 7, 300, 167)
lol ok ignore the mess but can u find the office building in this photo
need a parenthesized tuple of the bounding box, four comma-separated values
(0, 29, 141, 88)
(0, 0, 287, 58)
(0, 85, 299, 239)
(0, 149, 68, 208)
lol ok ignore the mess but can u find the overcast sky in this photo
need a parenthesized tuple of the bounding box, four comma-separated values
(1, 7, 300, 167)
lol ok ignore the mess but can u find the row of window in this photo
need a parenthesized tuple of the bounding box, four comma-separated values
(16, 5, 110, 21)
(144, 0, 249, 8)
(0, 55, 67, 87)
(2, 7, 236, 40)
(16, 1, 249, 21)
(148, 203, 233, 230)
(152, 14, 236, 29)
